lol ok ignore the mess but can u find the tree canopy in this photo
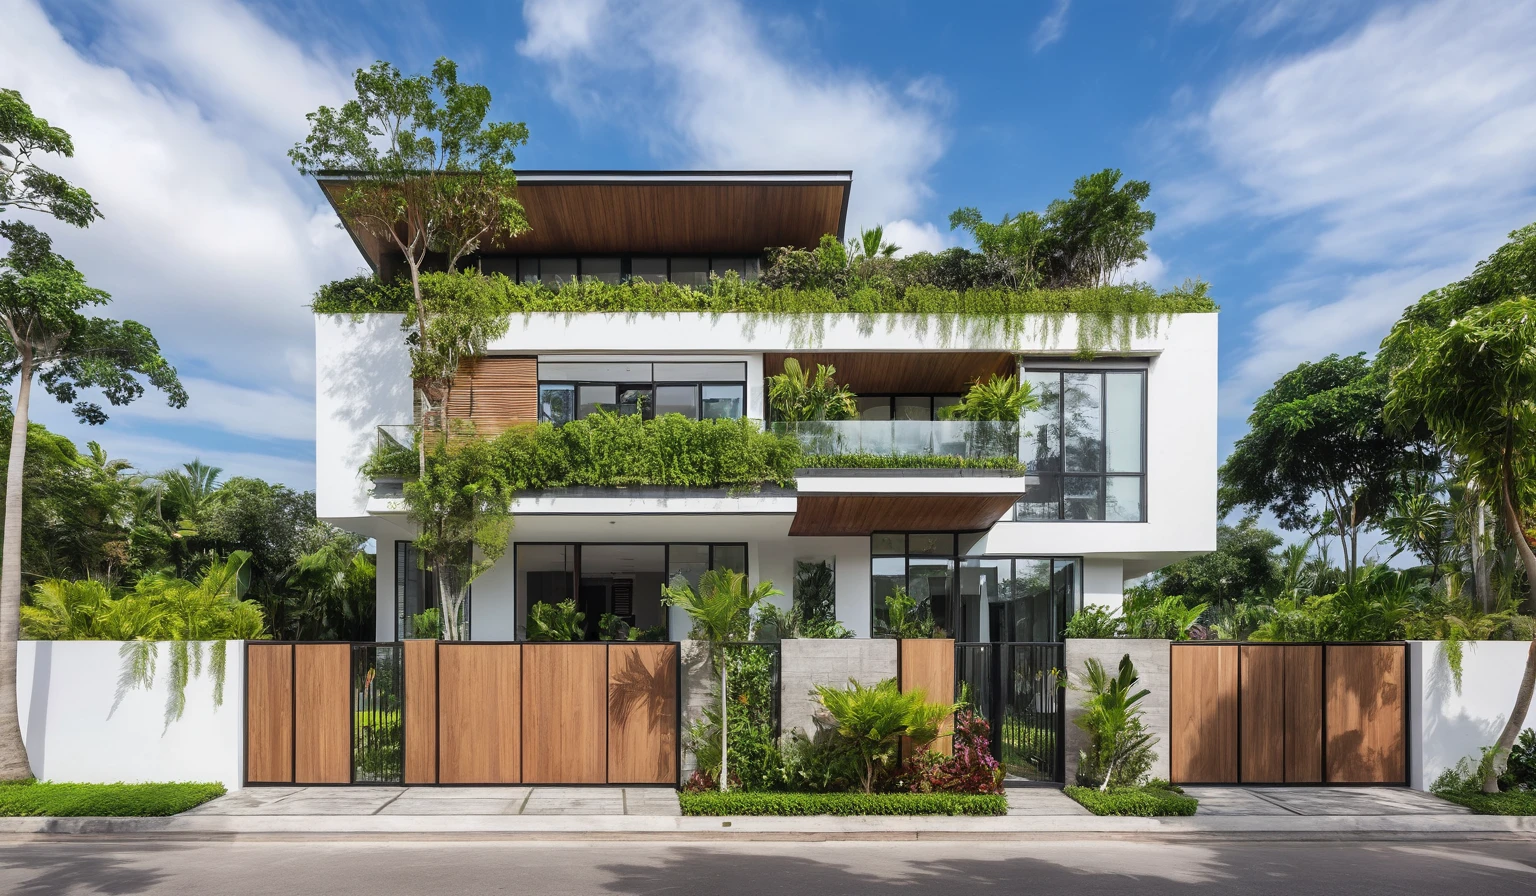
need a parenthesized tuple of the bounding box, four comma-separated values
(0, 88, 100, 227)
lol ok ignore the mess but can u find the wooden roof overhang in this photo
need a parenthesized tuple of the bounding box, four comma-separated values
(317, 170, 853, 272)
(789, 474, 1026, 537)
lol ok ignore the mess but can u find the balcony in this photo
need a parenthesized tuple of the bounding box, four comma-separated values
(770, 420, 1020, 462)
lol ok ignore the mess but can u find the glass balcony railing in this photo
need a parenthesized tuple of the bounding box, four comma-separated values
(770, 420, 1021, 460)
(371, 425, 420, 479)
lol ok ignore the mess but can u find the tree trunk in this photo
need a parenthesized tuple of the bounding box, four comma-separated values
(0, 361, 35, 780)
(1473, 493, 1493, 613)
(718, 656, 728, 793)
(408, 261, 429, 477)
(1482, 463, 1536, 793)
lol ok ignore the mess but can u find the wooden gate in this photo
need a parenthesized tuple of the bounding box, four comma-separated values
(249, 641, 680, 786)
(1169, 643, 1406, 785)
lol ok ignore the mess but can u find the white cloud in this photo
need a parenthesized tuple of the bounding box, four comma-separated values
(517, 0, 947, 227)
(881, 219, 956, 257)
(1119, 250, 1167, 287)
(0, 0, 361, 481)
(1032, 0, 1071, 52)
(1174, 0, 1360, 36)
(1168, 0, 1536, 414)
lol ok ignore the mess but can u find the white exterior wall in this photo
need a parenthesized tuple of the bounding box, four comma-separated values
(1409, 640, 1536, 790)
(16, 640, 246, 789)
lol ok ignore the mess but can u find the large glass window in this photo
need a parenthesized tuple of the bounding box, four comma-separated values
(539, 384, 575, 426)
(537, 361, 748, 423)
(872, 533, 1079, 640)
(701, 384, 744, 419)
(1016, 369, 1145, 521)
(396, 542, 470, 640)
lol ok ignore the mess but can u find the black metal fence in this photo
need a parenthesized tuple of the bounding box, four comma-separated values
(351, 643, 403, 784)
(956, 642, 1065, 783)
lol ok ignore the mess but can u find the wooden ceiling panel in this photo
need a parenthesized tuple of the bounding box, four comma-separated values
(764, 352, 1017, 394)
(789, 494, 1021, 537)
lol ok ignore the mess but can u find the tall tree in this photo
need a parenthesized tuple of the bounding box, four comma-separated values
(947, 207, 1050, 288)
(1221, 353, 1426, 583)
(289, 58, 529, 464)
(0, 89, 100, 227)
(1044, 168, 1155, 287)
(0, 222, 185, 779)
(1385, 297, 1536, 792)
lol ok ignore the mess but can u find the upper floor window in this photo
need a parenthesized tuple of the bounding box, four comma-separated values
(537, 360, 746, 425)
(1015, 369, 1146, 522)
(481, 256, 760, 286)
(854, 394, 965, 421)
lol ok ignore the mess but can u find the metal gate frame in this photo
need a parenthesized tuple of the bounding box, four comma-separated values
(955, 641, 1066, 784)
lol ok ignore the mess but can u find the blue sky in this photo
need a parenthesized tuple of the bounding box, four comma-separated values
(3, 0, 1535, 496)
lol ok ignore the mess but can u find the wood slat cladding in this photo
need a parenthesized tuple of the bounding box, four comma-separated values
(403, 640, 439, 784)
(1170, 644, 1239, 784)
(790, 494, 1021, 536)
(321, 179, 848, 269)
(1284, 646, 1324, 783)
(438, 644, 523, 784)
(1325, 645, 1406, 784)
(293, 644, 351, 784)
(606, 644, 679, 785)
(899, 639, 956, 757)
(763, 352, 1017, 395)
(1239, 646, 1285, 783)
(443, 356, 537, 436)
(245, 644, 293, 783)
(523, 644, 608, 784)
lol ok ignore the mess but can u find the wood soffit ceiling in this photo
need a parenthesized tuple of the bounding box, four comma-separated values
(789, 494, 1023, 537)
(763, 352, 1017, 394)
(319, 175, 852, 270)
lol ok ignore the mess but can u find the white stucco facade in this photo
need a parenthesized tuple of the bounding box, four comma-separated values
(1408, 640, 1536, 790)
(315, 310, 1219, 642)
(16, 640, 246, 789)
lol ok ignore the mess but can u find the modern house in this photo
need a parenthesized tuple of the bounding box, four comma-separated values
(313, 170, 1219, 645)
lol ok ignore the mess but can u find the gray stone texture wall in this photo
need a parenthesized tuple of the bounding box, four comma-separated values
(779, 639, 899, 739)
(679, 640, 714, 774)
(1062, 638, 1172, 785)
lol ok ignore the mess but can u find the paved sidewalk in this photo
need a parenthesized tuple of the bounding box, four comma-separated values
(187, 786, 681, 817)
(1183, 786, 1470, 817)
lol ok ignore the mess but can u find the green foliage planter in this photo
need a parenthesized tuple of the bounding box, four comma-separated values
(0, 782, 226, 817)
(1065, 785, 1198, 817)
(679, 792, 1008, 816)
(1433, 790, 1536, 816)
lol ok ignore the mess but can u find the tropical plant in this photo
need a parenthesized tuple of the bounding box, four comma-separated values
(0, 88, 100, 226)
(289, 58, 529, 467)
(792, 560, 837, 629)
(526, 598, 584, 641)
(937, 374, 1037, 422)
(1073, 655, 1157, 790)
(0, 222, 187, 780)
(847, 224, 899, 260)
(408, 607, 443, 640)
(813, 678, 955, 794)
(283, 541, 376, 641)
(899, 709, 1006, 794)
(1384, 292, 1536, 792)
(877, 588, 939, 639)
(767, 358, 857, 423)
(663, 568, 780, 791)
(1120, 590, 1209, 641)
(1064, 605, 1120, 639)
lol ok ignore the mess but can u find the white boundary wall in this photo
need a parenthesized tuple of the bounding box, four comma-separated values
(1409, 640, 1536, 790)
(16, 640, 246, 789)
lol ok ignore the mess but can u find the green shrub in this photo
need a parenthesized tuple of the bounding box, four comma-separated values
(1072, 655, 1158, 789)
(679, 791, 1007, 816)
(1064, 606, 1120, 638)
(875, 589, 940, 639)
(814, 678, 955, 793)
(0, 782, 226, 817)
(1065, 785, 1198, 817)
(408, 607, 443, 639)
(801, 453, 1023, 471)
(1502, 728, 1536, 791)
(526, 599, 584, 641)
(1434, 790, 1536, 815)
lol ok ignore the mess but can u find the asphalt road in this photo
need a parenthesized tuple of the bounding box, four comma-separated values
(0, 838, 1533, 895)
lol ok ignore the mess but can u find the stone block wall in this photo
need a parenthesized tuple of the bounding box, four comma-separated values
(1062, 638, 1171, 785)
(779, 639, 899, 738)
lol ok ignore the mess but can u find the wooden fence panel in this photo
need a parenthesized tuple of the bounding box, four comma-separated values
(403, 640, 438, 784)
(1170, 644, 1238, 784)
(523, 644, 607, 784)
(1239, 646, 1285, 783)
(1325, 645, 1406, 784)
(438, 644, 522, 784)
(294, 644, 351, 784)
(246, 644, 293, 783)
(899, 638, 955, 756)
(1284, 645, 1324, 783)
(607, 643, 679, 785)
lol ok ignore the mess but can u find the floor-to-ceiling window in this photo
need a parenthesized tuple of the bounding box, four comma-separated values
(1016, 368, 1146, 521)
(871, 532, 1079, 641)
(395, 542, 471, 640)
(538, 361, 747, 425)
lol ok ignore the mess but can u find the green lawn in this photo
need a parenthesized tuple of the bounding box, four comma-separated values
(0, 781, 226, 817)
(1065, 785, 1199, 817)
(679, 791, 1009, 817)
(1435, 789, 1536, 816)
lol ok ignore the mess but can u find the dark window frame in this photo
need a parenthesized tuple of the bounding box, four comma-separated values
(1015, 368, 1148, 522)
(394, 541, 471, 640)
(480, 255, 763, 285)
(538, 376, 747, 423)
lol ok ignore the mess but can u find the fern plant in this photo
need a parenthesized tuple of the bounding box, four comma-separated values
(813, 678, 956, 793)
(877, 588, 940, 639)
(526, 599, 585, 641)
(937, 374, 1038, 421)
(1072, 655, 1157, 790)
(767, 358, 857, 422)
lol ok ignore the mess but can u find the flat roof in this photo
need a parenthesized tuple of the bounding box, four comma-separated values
(317, 170, 853, 272)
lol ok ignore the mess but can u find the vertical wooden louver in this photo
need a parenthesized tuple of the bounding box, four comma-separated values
(442, 355, 538, 436)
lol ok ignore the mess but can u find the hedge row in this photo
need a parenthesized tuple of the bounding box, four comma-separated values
(0, 782, 227, 817)
(1064, 785, 1199, 817)
(679, 791, 1009, 817)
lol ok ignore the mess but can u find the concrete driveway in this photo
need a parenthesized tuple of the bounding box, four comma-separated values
(186, 786, 681, 816)
(1180, 786, 1470, 816)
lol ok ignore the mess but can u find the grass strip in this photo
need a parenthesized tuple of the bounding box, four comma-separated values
(0, 781, 227, 817)
(679, 791, 1009, 817)
(1064, 785, 1199, 817)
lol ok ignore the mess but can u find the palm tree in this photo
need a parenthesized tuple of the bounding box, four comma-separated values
(766, 358, 857, 423)
(662, 568, 779, 791)
(848, 224, 899, 260)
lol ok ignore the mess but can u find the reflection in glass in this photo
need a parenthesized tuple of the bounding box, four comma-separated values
(1015, 475, 1061, 521)
(871, 556, 906, 633)
(667, 544, 709, 590)
(894, 396, 931, 421)
(539, 385, 575, 425)
(1105, 476, 1142, 522)
(857, 397, 892, 420)
(541, 258, 578, 285)
(617, 387, 651, 416)
(1105, 372, 1144, 473)
(670, 258, 708, 286)
(1063, 476, 1103, 520)
(908, 533, 955, 556)
(701, 384, 744, 419)
(578, 384, 617, 419)
(581, 258, 621, 284)
(654, 385, 698, 419)
(712, 544, 747, 576)
(871, 533, 905, 555)
(1063, 373, 1103, 472)
(907, 557, 953, 636)
(631, 258, 668, 283)
(1020, 372, 1061, 473)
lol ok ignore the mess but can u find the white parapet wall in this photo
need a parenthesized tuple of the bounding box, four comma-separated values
(1409, 640, 1536, 790)
(16, 640, 246, 790)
